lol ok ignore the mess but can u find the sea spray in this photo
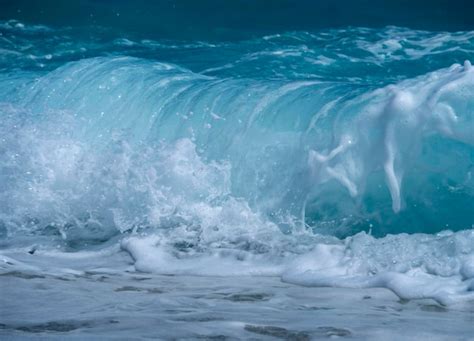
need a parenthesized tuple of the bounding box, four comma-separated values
(0, 21, 473, 305)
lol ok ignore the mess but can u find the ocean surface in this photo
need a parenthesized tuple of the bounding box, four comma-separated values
(0, 1, 473, 339)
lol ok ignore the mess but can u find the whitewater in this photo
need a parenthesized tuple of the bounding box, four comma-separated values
(0, 18, 473, 339)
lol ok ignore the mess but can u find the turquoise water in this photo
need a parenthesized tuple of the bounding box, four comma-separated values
(1, 22, 472, 239)
(0, 1, 473, 338)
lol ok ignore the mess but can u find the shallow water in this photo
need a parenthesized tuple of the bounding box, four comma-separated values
(1, 249, 473, 340)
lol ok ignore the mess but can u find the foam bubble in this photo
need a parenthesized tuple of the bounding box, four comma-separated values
(281, 230, 474, 305)
(120, 229, 474, 305)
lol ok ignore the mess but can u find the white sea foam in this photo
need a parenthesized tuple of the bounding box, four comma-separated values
(282, 230, 474, 305)
(308, 60, 474, 213)
(5, 204, 470, 306)
(120, 229, 474, 305)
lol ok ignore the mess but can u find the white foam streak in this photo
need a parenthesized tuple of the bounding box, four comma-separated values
(308, 61, 474, 213)
(281, 231, 474, 305)
(121, 229, 474, 305)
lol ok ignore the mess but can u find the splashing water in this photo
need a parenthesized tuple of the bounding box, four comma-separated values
(0, 19, 473, 306)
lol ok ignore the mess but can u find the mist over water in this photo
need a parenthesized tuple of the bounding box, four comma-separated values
(0, 1, 474, 323)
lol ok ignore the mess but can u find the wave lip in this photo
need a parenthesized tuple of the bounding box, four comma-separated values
(308, 59, 474, 215)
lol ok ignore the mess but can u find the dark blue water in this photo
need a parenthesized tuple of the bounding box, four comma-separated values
(1, 0, 473, 39)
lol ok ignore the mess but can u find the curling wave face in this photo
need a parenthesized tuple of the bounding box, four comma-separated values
(0, 21, 473, 304)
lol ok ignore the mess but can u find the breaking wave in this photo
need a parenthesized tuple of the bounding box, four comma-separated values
(0, 21, 473, 304)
